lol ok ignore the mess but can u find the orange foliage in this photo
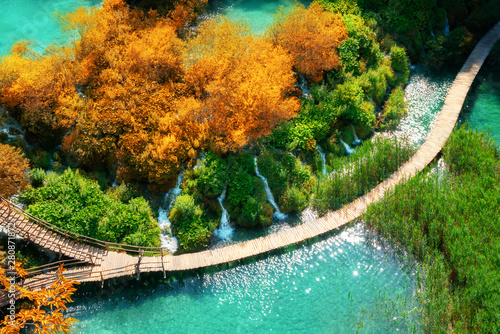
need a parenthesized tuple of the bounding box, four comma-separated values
(0, 258, 79, 334)
(0, 144, 30, 198)
(60, 1, 197, 183)
(167, 0, 209, 31)
(0, 0, 301, 185)
(266, 3, 348, 82)
(0, 43, 81, 134)
(185, 19, 301, 151)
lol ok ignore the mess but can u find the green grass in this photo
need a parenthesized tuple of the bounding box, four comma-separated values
(364, 126, 500, 333)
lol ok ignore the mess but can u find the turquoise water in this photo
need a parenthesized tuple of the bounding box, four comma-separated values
(0, 0, 101, 54)
(69, 224, 420, 334)
(460, 61, 500, 146)
(205, 0, 311, 34)
(394, 66, 455, 146)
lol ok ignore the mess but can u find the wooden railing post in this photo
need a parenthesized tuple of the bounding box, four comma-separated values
(161, 248, 166, 279)
(88, 254, 95, 266)
(136, 249, 143, 281)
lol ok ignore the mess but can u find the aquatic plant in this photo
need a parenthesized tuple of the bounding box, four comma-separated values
(365, 127, 500, 332)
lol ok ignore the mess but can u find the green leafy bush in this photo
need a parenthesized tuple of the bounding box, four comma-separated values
(390, 45, 410, 85)
(226, 153, 273, 228)
(257, 151, 315, 214)
(378, 86, 407, 130)
(30, 168, 46, 188)
(183, 152, 227, 200)
(169, 194, 215, 251)
(21, 169, 160, 247)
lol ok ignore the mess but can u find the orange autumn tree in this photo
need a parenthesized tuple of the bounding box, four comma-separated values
(0, 144, 30, 198)
(184, 19, 301, 152)
(0, 257, 79, 334)
(124, 0, 208, 31)
(0, 42, 81, 142)
(266, 3, 348, 82)
(60, 0, 201, 184)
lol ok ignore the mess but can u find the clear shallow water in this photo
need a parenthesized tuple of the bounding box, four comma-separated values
(393, 66, 455, 146)
(205, 0, 311, 35)
(460, 62, 500, 146)
(0, 0, 102, 54)
(69, 224, 420, 334)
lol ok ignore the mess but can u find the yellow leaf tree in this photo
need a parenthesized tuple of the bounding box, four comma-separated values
(266, 3, 349, 82)
(0, 259, 79, 334)
(0, 144, 30, 198)
(184, 19, 301, 152)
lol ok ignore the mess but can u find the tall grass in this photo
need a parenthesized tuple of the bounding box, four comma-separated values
(365, 126, 500, 333)
(313, 135, 413, 213)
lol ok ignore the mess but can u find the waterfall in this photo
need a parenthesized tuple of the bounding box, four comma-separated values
(351, 125, 362, 146)
(316, 145, 327, 175)
(157, 172, 184, 254)
(0, 118, 28, 147)
(297, 75, 312, 99)
(214, 187, 234, 240)
(339, 138, 353, 156)
(193, 152, 206, 170)
(254, 156, 287, 220)
(444, 14, 449, 36)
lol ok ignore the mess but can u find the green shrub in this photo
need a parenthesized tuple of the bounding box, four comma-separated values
(257, 151, 315, 214)
(378, 86, 407, 130)
(183, 152, 227, 199)
(225, 153, 273, 228)
(339, 37, 361, 75)
(21, 169, 160, 247)
(169, 194, 215, 251)
(282, 186, 308, 213)
(27, 148, 51, 169)
(390, 45, 410, 85)
(270, 99, 339, 151)
(356, 69, 388, 105)
(30, 168, 46, 188)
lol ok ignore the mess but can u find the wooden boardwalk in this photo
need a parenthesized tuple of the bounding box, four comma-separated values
(1, 21, 499, 306)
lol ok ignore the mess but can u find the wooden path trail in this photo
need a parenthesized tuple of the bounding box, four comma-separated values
(1, 21, 499, 307)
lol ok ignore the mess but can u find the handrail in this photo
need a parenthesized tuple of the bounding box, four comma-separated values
(6, 259, 88, 280)
(0, 196, 167, 255)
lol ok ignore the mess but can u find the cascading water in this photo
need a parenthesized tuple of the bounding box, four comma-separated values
(214, 188, 234, 240)
(444, 14, 449, 36)
(316, 145, 327, 175)
(339, 138, 353, 155)
(254, 156, 287, 220)
(297, 75, 312, 99)
(157, 172, 184, 254)
(0, 116, 28, 147)
(351, 125, 362, 146)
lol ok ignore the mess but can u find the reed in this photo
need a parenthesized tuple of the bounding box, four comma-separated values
(313, 135, 413, 213)
(365, 127, 500, 333)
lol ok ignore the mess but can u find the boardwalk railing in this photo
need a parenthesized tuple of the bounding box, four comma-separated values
(1, 196, 166, 256)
